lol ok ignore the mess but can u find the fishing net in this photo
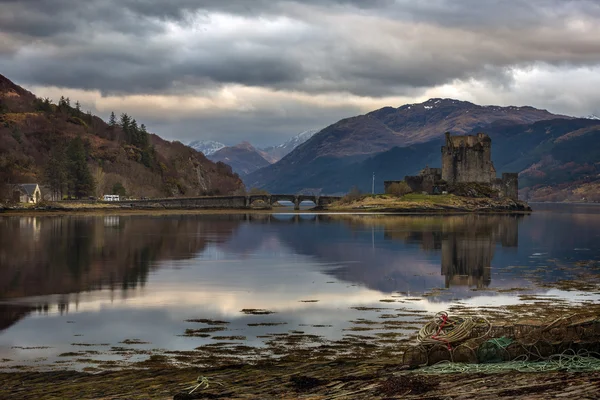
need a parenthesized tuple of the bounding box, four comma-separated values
(402, 345, 428, 368)
(477, 337, 513, 363)
(415, 350, 600, 374)
(452, 338, 485, 364)
(427, 344, 453, 365)
(404, 311, 600, 368)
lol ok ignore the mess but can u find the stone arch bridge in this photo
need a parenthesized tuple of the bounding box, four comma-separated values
(122, 194, 341, 210)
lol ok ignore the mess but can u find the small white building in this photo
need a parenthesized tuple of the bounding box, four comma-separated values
(11, 184, 42, 203)
(103, 194, 120, 202)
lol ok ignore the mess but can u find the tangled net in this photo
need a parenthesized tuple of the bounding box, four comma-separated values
(403, 311, 600, 371)
(416, 350, 600, 374)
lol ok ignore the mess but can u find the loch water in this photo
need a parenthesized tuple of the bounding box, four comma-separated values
(1, 204, 599, 370)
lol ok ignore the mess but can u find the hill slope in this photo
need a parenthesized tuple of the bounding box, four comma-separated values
(0, 74, 244, 199)
(246, 99, 567, 193)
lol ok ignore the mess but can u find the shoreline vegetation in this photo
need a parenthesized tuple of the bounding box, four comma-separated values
(0, 193, 532, 216)
(328, 193, 532, 213)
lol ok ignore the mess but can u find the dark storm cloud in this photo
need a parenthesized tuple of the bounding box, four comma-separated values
(2, 0, 600, 96)
(3, 0, 600, 145)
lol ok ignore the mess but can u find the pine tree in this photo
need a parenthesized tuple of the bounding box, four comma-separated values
(109, 111, 116, 127)
(120, 113, 131, 143)
(75, 101, 81, 114)
(43, 97, 52, 112)
(139, 123, 149, 148)
(66, 137, 95, 198)
(130, 118, 139, 147)
(58, 96, 67, 111)
(131, 118, 138, 135)
(119, 113, 130, 128)
(44, 146, 68, 200)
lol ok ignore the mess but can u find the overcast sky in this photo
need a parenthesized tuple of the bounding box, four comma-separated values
(2, 0, 600, 146)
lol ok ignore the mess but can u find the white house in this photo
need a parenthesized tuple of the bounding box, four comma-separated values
(12, 184, 42, 203)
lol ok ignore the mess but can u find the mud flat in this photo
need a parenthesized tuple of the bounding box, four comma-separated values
(2, 274, 600, 399)
(2, 256, 599, 399)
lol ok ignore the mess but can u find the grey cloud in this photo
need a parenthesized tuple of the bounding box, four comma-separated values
(2, 0, 600, 97)
(2, 0, 600, 144)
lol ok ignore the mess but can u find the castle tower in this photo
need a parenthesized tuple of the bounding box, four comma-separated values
(441, 132, 496, 184)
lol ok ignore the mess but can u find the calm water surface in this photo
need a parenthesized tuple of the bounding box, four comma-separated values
(1, 204, 600, 369)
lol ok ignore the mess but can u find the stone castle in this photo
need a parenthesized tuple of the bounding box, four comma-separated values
(385, 132, 518, 199)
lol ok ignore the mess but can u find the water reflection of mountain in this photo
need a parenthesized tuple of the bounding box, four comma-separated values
(0, 215, 245, 332)
(0, 215, 244, 300)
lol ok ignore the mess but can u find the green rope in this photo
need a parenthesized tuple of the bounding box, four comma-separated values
(415, 350, 600, 374)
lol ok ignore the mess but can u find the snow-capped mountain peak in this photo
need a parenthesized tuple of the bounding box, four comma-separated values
(279, 129, 319, 149)
(259, 129, 319, 162)
(188, 140, 226, 156)
(583, 114, 600, 120)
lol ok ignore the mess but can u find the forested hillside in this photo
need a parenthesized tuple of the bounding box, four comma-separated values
(0, 74, 244, 200)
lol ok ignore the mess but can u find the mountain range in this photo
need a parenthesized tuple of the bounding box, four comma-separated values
(189, 129, 318, 176)
(242, 99, 600, 202)
(207, 142, 272, 176)
(3, 70, 599, 203)
(0, 74, 244, 198)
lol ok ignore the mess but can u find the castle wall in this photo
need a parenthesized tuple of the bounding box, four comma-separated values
(403, 176, 424, 193)
(492, 173, 519, 200)
(403, 167, 442, 194)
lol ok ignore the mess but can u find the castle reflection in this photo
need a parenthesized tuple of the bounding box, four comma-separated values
(382, 215, 521, 288)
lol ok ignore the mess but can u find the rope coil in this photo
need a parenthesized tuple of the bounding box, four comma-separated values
(417, 312, 491, 349)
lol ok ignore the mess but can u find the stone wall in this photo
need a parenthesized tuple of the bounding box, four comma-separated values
(401, 167, 443, 194)
(491, 173, 519, 199)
